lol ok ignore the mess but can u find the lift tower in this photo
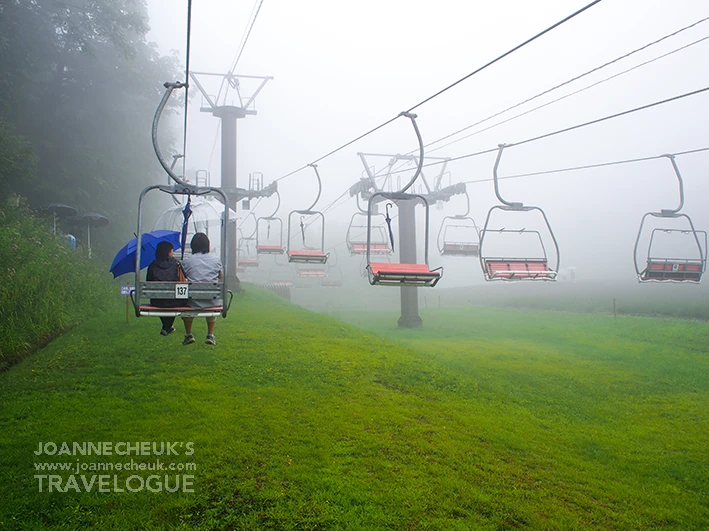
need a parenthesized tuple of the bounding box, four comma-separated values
(190, 71, 274, 290)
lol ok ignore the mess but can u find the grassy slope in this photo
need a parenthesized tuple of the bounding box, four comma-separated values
(1, 288, 708, 530)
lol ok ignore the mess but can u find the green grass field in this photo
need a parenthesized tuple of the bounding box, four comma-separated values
(1, 287, 708, 530)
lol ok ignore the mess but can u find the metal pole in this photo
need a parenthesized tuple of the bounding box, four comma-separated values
(213, 106, 245, 291)
(398, 200, 422, 328)
(125, 282, 131, 324)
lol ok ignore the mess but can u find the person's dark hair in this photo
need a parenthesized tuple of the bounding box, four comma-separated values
(155, 241, 174, 261)
(190, 232, 210, 254)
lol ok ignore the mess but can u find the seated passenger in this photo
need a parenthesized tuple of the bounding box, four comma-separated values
(180, 232, 223, 346)
(146, 241, 182, 336)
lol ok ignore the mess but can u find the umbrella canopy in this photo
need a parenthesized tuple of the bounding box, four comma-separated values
(40, 203, 78, 234)
(153, 198, 236, 232)
(109, 230, 181, 278)
(81, 212, 110, 226)
(41, 203, 78, 218)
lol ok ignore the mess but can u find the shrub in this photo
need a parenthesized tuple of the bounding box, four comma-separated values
(0, 201, 115, 369)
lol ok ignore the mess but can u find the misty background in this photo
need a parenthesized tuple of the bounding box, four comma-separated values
(3, 0, 709, 302)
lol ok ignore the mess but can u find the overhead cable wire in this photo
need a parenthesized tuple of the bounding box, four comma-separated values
(422, 14, 709, 152)
(182, 0, 193, 179)
(207, 122, 222, 175)
(274, 0, 603, 184)
(428, 33, 709, 155)
(461, 146, 709, 185)
(319, 83, 709, 223)
(217, 0, 263, 103)
(511, 85, 709, 148)
(218, 0, 267, 105)
(312, 78, 709, 229)
(412, 85, 709, 169)
(406, 0, 603, 113)
(229, 0, 266, 75)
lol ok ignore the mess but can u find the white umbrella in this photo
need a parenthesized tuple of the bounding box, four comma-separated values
(153, 198, 236, 254)
(153, 198, 235, 230)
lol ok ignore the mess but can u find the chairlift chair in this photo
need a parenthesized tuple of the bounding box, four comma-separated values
(296, 263, 328, 277)
(132, 81, 233, 319)
(268, 257, 294, 287)
(633, 155, 707, 283)
(133, 184, 233, 318)
(360, 111, 442, 287)
(287, 165, 329, 265)
(256, 217, 284, 255)
(321, 265, 344, 288)
(346, 211, 392, 255)
(437, 190, 480, 257)
(479, 144, 559, 281)
(238, 235, 259, 268)
(256, 189, 285, 254)
(366, 193, 443, 287)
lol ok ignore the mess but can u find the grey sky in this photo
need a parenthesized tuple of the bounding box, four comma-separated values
(145, 0, 709, 283)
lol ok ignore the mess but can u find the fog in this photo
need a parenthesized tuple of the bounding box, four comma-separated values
(144, 0, 709, 293)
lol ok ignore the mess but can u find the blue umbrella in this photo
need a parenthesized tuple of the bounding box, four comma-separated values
(180, 198, 193, 260)
(109, 230, 181, 278)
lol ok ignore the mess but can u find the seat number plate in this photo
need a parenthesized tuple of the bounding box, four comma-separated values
(175, 283, 189, 299)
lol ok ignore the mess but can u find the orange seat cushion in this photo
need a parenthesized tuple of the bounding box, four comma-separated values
(370, 262, 439, 275)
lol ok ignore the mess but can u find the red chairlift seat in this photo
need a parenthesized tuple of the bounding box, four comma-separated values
(297, 266, 327, 277)
(240, 258, 259, 268)
(442, 241, 479, 256)
(640, 259, 702, 282)
(437, 204, 480, 258)
(350, 242, 391, 255)
(257, 244, 284, 255)
(367, 262, 442, 287)
(287, 249, 329, 264)
(483, 259, 556, 281)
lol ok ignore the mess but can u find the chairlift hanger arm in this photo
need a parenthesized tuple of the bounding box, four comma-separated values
(492, 144, 523, 209)
(662, 154, 685, 215)
(242, 211, 258, 239)
(398, 112, 424, 193)
(458, 189, 471, 217)
(355, 193, 368, 213)
(265, 189, 281, 219)
(305, 164, 323, 211)
(153, 82, 190, 187)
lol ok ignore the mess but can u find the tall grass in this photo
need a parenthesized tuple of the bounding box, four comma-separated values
(0, 202, 116, 369)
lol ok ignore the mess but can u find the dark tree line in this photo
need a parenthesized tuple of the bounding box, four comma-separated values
(0, 0, 180, 256)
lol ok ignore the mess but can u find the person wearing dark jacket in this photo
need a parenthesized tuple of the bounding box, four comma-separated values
(146, 240, 181, 336)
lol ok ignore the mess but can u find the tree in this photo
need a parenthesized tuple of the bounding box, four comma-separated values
(0, 0, 181, 257)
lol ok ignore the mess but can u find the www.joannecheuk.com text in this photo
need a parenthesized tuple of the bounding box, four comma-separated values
(34, 441, 194, 456)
